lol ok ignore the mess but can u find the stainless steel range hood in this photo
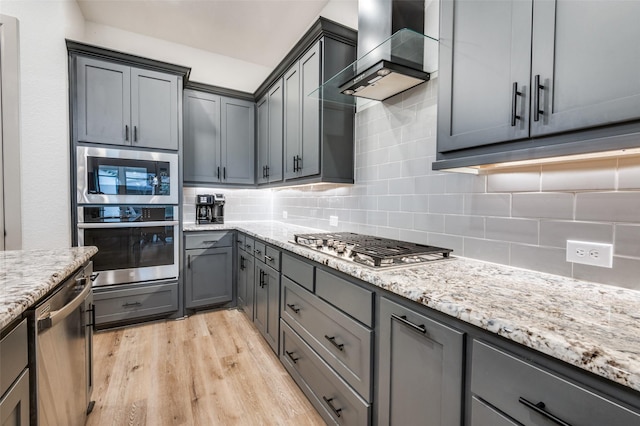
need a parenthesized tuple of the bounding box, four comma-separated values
(313, 0, 437, 103)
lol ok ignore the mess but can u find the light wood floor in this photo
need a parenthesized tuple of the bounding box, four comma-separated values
(86, 309, 325, 426)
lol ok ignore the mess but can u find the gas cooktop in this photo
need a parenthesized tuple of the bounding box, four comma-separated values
(293, 232, 453, 268)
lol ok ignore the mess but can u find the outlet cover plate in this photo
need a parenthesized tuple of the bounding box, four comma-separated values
(329, 215, 339, 227)
(282, 211, 288, 219)
(566, 240, 613, 268)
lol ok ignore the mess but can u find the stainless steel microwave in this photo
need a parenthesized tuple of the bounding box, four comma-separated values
(76, 146, 178, 205)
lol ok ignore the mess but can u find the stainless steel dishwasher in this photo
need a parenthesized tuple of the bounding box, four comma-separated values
(29, 261, 95, 426)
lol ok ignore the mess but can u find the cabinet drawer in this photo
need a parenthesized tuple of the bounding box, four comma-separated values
(470, 397, 519, 426)
(185, 231, 233, 249)
(236, 233, 246, 249)
(471, 340, 640, 426)
(282, 253, 314, 291)
(282, 277, 372, 400)
(0, 319, 27, 397)
(315, 269, 374, 327)
(244, 237, 255, 254)
(280, 321, 370, 426)
(94, 282, 178, 326)
(253, 240, 266, 258)
(254, 244, 281, 271)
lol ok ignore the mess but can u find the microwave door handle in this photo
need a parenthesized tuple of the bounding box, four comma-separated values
(77, 220, 179, 229)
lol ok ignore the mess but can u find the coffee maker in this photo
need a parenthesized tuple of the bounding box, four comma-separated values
(196, 194, 225, 224)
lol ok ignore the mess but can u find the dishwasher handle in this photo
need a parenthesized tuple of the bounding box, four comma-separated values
(38, 278, 92, 332)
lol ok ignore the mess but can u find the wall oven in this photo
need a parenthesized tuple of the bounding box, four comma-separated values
(77, 205, 179, 287)
(76, 145, 178, 205)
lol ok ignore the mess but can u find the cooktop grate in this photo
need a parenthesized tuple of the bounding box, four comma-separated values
(293, 232, 452, 267)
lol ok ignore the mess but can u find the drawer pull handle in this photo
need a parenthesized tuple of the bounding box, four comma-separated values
(285, 350, 299, 364)
(518, 397, 571, 426)
(534, 74, 545, 122)
(202, 240, 218, 245)
(90, 272, 100, 282)
(511, 81, 522, 126)
(392, 314, 427, 334)
(122, 302, 142, 308)
(322, 397, 342, 418)
(259, 270, 267, 288)
(245, 244, 251, 249)
(286, 303, 300, 314)
(264, 255, 274, 262)
(240, 256, 245, 270)
(324, 335, 344, 351)
(254, 249, 262, 255)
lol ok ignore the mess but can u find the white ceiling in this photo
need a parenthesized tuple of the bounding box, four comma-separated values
(76, 0, 353, 69)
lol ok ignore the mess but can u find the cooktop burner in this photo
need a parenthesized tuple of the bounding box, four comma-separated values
(293, 232, 453, 268)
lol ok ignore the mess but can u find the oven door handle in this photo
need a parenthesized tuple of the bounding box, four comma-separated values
(77, 220, 179, 229)
(38, 278, 92, 332)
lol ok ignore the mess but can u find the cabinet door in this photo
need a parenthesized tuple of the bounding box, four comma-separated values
(378, 297, 464, 426)
(299, 41, 322, 177)
(237, 251, 247, 308)
(0, 369, 29, 426)
(438, 0, 532, 152)
(184, 247, 232, 309)
(183, 90, 221, 184)
(244, 253, 255, 321)
(254, 262, 279, 354)
(531, 0, 640, 137)
(256, 96, 269, 184)
(267, 79, 284, 183)
(283, 63, 301, 180)
(76, 57, 131, 146)
(221, 97, 255, 184)
(131, 68, 179, 150)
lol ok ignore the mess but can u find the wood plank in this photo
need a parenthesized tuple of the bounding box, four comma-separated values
(86, 309, 325, 426)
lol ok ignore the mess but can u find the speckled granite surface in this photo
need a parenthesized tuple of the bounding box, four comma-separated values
(0, 247, 98, 329)
(186, 221, 640, 393)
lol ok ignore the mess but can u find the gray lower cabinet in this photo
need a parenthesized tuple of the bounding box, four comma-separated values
(254, 260, 280, 354)
(237, 243, 255, 320)
(378, 297, 464, 426)
(183, 89, 255, 185)
(93, 281, 179, 328)
(257, 80, 284, 184)
(436, 0, 640, 168)
(469, 397, 518, 426)
(184, 232, 233, 309)
(280, 321, 370, 426)
(76, 56, 179, 150)
(0, 320, 29, 426)
(471, 340, 640, 426)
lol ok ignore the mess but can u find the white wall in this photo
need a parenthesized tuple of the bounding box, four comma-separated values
(1, 0, 85, 249)
(318, 0, 358, 30)
(82, 21, 272, 93)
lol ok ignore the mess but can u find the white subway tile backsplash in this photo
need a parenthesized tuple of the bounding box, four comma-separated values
(400, 194, 429, 213)
(414, 213, 445, 233)
(576, 192, 640, 222)
(444, 215, 485, 238)
(574, 257, 640, 290)
(510, 245, 573, 277)
(487, 167, 541, 193)
(512, 193, 574, 219)
(444, 173, 486, 194)
(463, 194, 511, 217)
(429, 194, 465, 214)
(378, 162, 403, 179)
(463, 238, 510, 264)
(366, 211, 388, 227)
(388, 212, 414, 230)
(388, 177, 416, 195)
(377, 195, 402, 212)
(539, 220, 613, 248)
(541, 159, 616, 191)
(428, 233, 464, 254)
(485, 217, 538, 244)
(614, 224, 640, 257)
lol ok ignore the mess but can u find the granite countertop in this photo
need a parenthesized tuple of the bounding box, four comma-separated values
(185, 221, 640, 393)
(0, 246, 98, 329)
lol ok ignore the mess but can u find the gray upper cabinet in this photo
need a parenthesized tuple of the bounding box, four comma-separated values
(183, 89, 255, 185)
(281, 37, 356, 184)
(378, 297, 464, 426)
(130, 68, 179, 150)
(436, 0, 640, 169)
(438, 0, 532, 151)
(256, 80, 283, 184)
(221, 97, 255, 184)
(184, 90, 220, 183)
(76, 56, 178, 150)
(530, 0, 640, 137)
(76, 57, 131, 146)
(284, 63, 301, 180)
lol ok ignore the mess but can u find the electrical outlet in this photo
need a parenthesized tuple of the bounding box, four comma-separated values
(329, 215, 339, 227)
(566, 240, 613, 268)
(282, 211, 288, 219)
